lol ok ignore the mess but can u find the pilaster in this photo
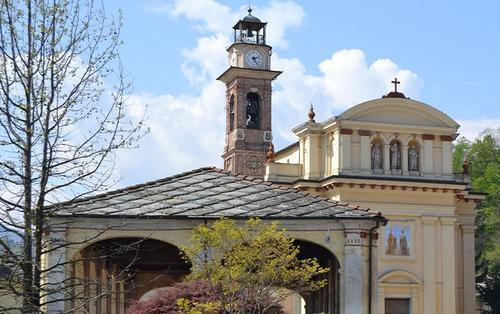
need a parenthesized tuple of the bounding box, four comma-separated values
(340, 133, 352, 171)
(423, 136, 434, 175)
(44, 229, 67, 313)
(441, 140, 452, 176)
(304, 133, 321, 179)
(422, 216, 438, 314)
(360, 134, 371, 173)
(461, 224, 476, 314)
(383, 144, 390, 174)
(441, 217, 457, 314)
(402, 144, 409, 175)
(342, 220, 376, 314)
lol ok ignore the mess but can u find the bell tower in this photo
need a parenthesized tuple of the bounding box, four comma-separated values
(217, 8, 282, 177)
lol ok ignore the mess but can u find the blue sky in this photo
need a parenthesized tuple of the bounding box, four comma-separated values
(104, 0, 500, 186)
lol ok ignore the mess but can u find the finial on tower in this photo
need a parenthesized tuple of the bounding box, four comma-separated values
(308, 104, 316, 122)
(267, 142, 275, 163)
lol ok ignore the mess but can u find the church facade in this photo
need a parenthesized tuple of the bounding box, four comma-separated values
(41, 9, 481, 314)
(216, 9, 481, 314)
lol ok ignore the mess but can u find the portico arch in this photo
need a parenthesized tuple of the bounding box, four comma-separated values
(71, 237, 191, 314)
(293, 240, 340, 314)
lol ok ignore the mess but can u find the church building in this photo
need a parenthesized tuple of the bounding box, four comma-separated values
(44, 9, 481, 314)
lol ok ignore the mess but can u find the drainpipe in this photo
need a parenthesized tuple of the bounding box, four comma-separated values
(368, 219, 381, 314)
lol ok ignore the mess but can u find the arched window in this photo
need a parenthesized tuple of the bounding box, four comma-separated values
(389, 139, 402, 174)
(229, 95, 235, 131)
(371, 138, 384, 174)
(246, 93, 259, 129)
(407, 139, 420, 175)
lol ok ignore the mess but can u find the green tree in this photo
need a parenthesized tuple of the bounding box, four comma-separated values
(181, 218, 328, 314)
(453, 128, 500, 313)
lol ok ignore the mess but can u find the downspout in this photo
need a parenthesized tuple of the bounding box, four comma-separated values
(368, 219, 381, 314)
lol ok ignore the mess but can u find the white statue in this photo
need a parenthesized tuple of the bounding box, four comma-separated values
(390, 142, 401, 169)
(371, 143, 383, 170)
(408, 145, 418, 171)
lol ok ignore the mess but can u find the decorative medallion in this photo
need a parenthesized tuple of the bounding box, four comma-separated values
(234, 129, 245, 140)
(245, 156, 262, 173)
(263, 131, 273, 142)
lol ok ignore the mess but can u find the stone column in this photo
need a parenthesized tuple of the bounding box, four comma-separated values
(342, 220, 376, 314)
(383, 144, 390, 174)
(422, 216, 438, 314)
(441, 217, 457, 314)
(402, 144, 409, 175)
(461, 224, 476, 314)
(45, 229, 67, 313)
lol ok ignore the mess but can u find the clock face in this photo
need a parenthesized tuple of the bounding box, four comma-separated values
(246, 49, 263, 68)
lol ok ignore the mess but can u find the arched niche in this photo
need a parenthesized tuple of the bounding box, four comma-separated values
(71, 238, 191, 314)
(371, 137, 384, 174)
(407, 138, 421, 175)
(293, 240, 340, 314)
(389, 139, 402, 174)
(246, 92, 260, 129)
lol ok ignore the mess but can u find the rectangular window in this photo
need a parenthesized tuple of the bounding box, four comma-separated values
(385, 298, 410, 314)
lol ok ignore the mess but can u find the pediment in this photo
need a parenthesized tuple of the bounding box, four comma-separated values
(378, 270, 423, 285)
(339, 98, 459, 129)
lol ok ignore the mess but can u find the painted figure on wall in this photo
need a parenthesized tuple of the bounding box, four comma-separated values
(399, 230, 409, 256)
(386, 227, 397, 255)
(385, 224, 411, 257)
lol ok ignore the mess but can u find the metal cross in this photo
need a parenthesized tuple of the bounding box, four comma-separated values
(391, 78, 400, 92)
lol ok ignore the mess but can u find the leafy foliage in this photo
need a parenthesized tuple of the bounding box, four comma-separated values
(181, 218, 328, 314)
(453, 128, 500, 313)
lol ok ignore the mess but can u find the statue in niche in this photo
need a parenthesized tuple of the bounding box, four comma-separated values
(390, 142, 401, 169)
(408, 144, 418, 171)
(371, 142, 383, 170)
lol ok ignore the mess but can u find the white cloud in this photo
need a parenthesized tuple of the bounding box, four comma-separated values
(181, 33, 230, 86)
(270, 49, 423, 143)
(170, 0, 237, 34)
(456, 119, 500, 141)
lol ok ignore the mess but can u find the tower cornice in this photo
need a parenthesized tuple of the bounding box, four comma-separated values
(217, 67, 282, 84)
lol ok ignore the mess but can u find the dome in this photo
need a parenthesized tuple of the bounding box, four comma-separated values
(242, 8, 262, 23)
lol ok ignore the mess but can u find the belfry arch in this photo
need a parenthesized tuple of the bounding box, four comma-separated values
(71, 238, 191, 313)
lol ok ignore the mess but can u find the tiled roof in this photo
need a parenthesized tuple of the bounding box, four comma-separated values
(51, 167, 384, 220)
